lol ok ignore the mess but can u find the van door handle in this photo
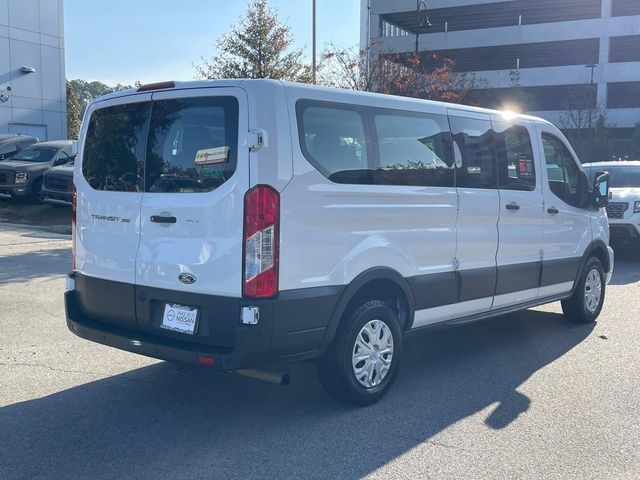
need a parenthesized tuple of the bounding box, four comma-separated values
(547, 207, 559, 215)
(505, 203, 520, 211)
(150, 215, 177, 224)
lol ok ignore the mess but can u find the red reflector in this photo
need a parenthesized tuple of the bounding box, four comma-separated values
(136, 81, 176, 92)
(196, 356, 215, 366)
(72, 184, 77, 271)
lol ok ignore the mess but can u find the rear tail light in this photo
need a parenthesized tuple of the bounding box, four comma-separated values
(72, 184, 77, 271)
(243, 185, 279, 298)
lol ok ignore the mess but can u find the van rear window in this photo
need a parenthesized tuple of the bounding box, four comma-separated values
(83, 101, 150, 192)
(82, 96, 239, 193)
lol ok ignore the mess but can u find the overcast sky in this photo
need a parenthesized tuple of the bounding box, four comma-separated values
(64, 0, 361, 86)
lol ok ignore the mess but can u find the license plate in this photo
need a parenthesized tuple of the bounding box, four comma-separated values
(161, 303, 199, 335)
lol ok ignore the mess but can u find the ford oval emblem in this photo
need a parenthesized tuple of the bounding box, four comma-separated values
(178, 273, 197, 285)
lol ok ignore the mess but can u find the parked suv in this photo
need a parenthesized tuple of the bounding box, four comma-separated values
(0, 140, 76, 201)
(0, 134, 38, 161)
(66, 80, 613, 405)
(42, 159, 75, 206)
(584, 161, 640, 252)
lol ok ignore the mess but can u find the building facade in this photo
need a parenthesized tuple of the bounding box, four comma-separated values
(362, 0, 640, 159)
(0, 0, 66, 141)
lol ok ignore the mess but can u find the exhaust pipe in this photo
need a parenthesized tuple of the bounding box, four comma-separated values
(237, 369, 290, 386)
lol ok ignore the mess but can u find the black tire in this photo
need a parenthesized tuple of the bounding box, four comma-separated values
(31, 179, 44, 204)
(561, 257, 606, 324)
(317, 299, 403, 406)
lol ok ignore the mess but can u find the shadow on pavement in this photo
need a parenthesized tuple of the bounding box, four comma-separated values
(0, 309, 594, 480)
(610, 250, 640, 286)
(0, 247, 71, 284)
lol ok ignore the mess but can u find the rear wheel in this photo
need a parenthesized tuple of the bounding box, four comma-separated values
(317, 299, 402, 406)
(561, 257, 605, 324)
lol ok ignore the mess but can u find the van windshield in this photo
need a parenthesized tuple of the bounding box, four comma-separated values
(82, 96, 239, 193)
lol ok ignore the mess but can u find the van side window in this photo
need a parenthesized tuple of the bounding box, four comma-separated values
(449, 116, 497, 189)
(494, 123, 536, 191)
(374, 113, 454, 187)
(145, 96, 239, 193)
(83, 102, 151, 192)
(542, 133, 581, 208)
(299, 104, 369, 183)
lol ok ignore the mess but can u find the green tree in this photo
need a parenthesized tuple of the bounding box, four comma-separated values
(67, 79, 133, 106)
(194, 0, 311, 82)
(66, 79, 139, 139)
(631, 122, 640, 160)
(66, 81, 83, 139)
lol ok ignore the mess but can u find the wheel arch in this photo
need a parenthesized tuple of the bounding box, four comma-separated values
(320, 267, 415, 351)
(583, 240, 611, 273)
(572, 240, 610, 294)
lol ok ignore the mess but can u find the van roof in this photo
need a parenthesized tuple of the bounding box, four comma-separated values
(89, 78, 554, 127)
(583, 161, 640, 168)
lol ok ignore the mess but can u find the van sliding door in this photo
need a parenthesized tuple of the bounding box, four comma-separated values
(448, 110, 499, 315)
(491, 116, 545, 309)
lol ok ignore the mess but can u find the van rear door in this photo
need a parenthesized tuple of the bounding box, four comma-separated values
(75, 94, 152, 329)
(134, 88, 249, 346)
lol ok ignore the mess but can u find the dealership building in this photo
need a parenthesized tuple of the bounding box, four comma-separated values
(361, 0, 640, 158)
(0, 0, 66, 141)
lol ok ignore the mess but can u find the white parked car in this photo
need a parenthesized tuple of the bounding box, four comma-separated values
(584, 161, 640, 254)
(66, 80, 613, 405)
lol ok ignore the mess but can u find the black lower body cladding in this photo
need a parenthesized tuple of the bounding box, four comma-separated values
(66, 256, 587, 370)
(408, 257, 583, 311)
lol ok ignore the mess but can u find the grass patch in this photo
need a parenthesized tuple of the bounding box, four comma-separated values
(0, 197, 71, 227)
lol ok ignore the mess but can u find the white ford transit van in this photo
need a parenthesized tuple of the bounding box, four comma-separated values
(66, 80, 613, 405)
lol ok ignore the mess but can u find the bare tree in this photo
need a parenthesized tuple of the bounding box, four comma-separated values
(631, 122, 640, 160)
(319, 43, 475, 103)
(559, 85, 606, 161)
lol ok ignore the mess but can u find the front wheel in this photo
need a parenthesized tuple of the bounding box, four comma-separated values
(31, 179, 44, 204)
(317, 299, 403, 406)
(561, 257, 606, 323)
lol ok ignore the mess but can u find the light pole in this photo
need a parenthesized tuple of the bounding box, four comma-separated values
(415, 0, 431, 55)
(585, 63, 598, 130)
(312, 0, 317, 84)
(584, 63, 598, 160)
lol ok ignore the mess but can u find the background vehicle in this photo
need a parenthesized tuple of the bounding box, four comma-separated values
(42, 160, 75, 206)
(66, 80, 613, 405)
(0, 134, 38, 161)
(584, 161, 640, 254)
(0, 140, 77, 202)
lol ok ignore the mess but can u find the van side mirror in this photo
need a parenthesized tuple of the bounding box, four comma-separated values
(593, 171, 610, 209)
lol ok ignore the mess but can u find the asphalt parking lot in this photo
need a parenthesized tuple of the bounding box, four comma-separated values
(0, 224, 639, 480)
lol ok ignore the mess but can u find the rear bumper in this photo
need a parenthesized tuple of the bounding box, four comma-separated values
(66, 290, 265, 370)
(65, 274, 343, 370)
